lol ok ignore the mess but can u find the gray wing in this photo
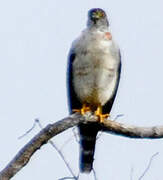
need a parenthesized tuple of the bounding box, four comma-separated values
(67, 48, 82, 114)
(103, 50, 121, 114)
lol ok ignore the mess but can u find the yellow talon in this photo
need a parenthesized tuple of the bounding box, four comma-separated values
(73, 104, 109, 122)
(95, 105, 109, 122)
(73, 104, 91, 115)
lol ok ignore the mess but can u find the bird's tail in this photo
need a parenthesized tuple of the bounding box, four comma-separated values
(78, 123, 100, 173)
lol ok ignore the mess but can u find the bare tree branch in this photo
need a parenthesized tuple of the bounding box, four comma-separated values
(1, 113, 163, 179)
(0, 113, 84, 180)
(101, 119, 163, 138)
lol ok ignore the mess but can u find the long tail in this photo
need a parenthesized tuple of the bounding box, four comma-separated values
(78, 123, 100, 173)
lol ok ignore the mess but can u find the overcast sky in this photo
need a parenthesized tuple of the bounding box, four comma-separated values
(0, 0, 163, 180)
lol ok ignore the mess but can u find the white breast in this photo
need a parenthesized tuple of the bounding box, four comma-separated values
(72, 29, 120, 106)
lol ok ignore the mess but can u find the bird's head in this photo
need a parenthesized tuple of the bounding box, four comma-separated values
(87, 8, 109, 28)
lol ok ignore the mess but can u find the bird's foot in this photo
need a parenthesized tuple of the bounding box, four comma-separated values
(73, 104, 91, 115)
(94, 106, 109, 123)
(95, 112, 109, 123)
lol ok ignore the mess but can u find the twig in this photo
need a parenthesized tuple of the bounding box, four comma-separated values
(1, 113, 163, 179)
(130, 167, 134, 180)
(72, 127, 79, 143)
(60, 135, 77, 150)
(92, 168, 98, 180)
(60, 127, 79, 151)
(113, 114, 124, 121)
(36, 119, 78, 179)
(18, 119, 38, 139)
(58, 177, 77, 180)
(0, 113, 84, 180)
(49, 141, 77, 179)
(138, 152, 159, 180)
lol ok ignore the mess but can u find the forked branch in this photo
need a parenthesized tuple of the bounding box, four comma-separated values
(0, 113, 163, 180)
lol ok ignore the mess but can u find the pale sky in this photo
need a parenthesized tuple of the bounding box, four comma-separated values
(0, 0, 163, 180)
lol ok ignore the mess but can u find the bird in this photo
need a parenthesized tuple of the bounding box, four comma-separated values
(67, 8, 121, 173)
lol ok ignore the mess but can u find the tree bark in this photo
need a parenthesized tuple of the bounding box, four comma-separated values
(0, 113, 163, 180)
